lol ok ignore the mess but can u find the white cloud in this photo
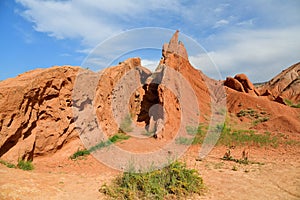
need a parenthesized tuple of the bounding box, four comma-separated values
(16, 0, 122, 46)
(213, 19, 229, 28)
(16, 0, 182, 47)
(15, 0, 300, 82)
(191, 27, 300, 82)
(141, 59, 159, 72)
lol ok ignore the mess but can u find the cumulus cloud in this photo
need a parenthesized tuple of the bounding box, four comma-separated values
(16, 0, 122, 46)
(15, 0, 181, 46)
(191, 27, 300, 82)
(15, 0, 300, 82)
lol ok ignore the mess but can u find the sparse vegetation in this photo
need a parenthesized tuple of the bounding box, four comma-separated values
(253, 117, 269, 125)
(89, 132, 130, 152)
(222, 149, 263, 165)
(71, 133, 130, 159)
(218, 125, 278, 147)
(175, 136, 193, 145)
(237, 108, 257, 118)
(1, 159, 34, 171)
(100, 160, 204, 199)
(237, 108, 270, 125)
(176, 124, 208, 145)
(109, 133, 130, 143)
(0, 159, 16, 168)
(284, 99, 300, 108)
(17, 159, 34, 171)
(232, 165, 238, 171)
(181, 123, 281, 147)
(70, 149, 90, 160)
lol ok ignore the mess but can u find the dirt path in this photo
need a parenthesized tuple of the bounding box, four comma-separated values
(0, 146, 299, 200)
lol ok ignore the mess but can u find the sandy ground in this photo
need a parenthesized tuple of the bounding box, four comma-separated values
(0, 145, 299, 200)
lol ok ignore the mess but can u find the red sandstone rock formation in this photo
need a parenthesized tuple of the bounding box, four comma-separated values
(258, 62, 300, 104)
(0, 66, 81, 162)
(224, 74, 259, 96)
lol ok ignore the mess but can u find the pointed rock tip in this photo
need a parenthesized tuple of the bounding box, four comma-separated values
(162, 30, 188, 60)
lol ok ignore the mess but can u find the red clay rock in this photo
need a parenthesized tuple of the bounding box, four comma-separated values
(160, 31, 211, 120)
(224, 77, 245, 93)
(224, 74, 258, 96)
(94, 57, 151, 137)
(162, 30, 188, 61)
(234, 74, 255, 91)
(0, 66, 81, 162)
(258, 62, 300, 104)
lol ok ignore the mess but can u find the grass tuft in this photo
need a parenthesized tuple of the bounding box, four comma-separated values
(71, 133, 130, 159)
(109, 133, 130, 143)
(100, 160, 204, 199)
(70, 149, 90, 160)
(17, 159, 34, 171)
(284, 99, 300, 108)
(0, 159, 16, 168)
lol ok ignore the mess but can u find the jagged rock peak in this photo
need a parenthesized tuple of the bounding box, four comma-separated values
(162, 30, 188, 60)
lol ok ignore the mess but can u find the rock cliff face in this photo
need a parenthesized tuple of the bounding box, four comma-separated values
(94, 57, 153, 137)
(160, 31, 211, 118)
(258, 62, 300, 104)
(0, 66, 80, 162)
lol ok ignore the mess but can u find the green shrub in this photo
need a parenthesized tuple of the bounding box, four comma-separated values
(17, 159, 34, 171)
(100, 161, 204, 199)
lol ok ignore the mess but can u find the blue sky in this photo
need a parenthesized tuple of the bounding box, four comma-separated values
(1, 0, 300, 82)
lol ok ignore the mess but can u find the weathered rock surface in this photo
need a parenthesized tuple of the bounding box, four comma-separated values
(94, 57, 152, 137)
(224, 77, 245, 93)
(160, 30, 211, 118)
(224, 74, 259, 96)
(258, 62, 300, 104)
(0, 66, 81, 162)
(162, 30, 188, 61)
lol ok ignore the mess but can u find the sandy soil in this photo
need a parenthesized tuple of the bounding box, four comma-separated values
(0, 145, 299, 200)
